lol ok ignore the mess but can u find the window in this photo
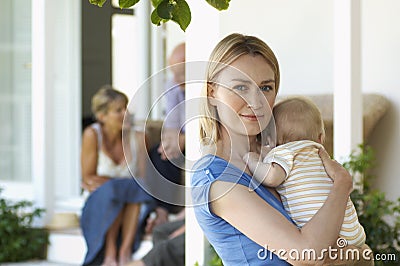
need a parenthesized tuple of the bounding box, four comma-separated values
(0, 0, 32, 182)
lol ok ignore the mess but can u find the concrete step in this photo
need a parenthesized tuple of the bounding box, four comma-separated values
(1, 261, 76, 266)
(47, 228, 85, 265)
(45, 227, 153, 265)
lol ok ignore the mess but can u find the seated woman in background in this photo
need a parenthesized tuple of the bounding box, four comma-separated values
(80, 85, 152, 266)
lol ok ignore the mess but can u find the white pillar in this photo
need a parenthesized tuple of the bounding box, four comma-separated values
(67, 0, 82, 198)
(32, 0, 54, 224)
(333, 0, 363, 162)
(135, 0, 151, 120)
(31, 0, 81, 223)
(185, 1, 220, 265)
(150, 24, 165, 120)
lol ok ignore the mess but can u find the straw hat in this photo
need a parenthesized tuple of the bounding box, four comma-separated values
(46, 212, 80, 230)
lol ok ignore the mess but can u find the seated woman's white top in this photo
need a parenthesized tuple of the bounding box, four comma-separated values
(91, 123, 136, 178)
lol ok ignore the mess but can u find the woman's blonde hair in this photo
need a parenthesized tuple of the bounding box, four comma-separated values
(273, 96, 325, 145)
(199, 33, 280, 144)
(91, 85, 128, 121)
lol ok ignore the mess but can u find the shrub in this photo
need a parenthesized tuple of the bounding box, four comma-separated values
(346, 144, 400, 265)
(0, 188, 49, 262)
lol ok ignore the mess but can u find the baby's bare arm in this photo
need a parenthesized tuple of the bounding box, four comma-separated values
(243, 152, 286, 187)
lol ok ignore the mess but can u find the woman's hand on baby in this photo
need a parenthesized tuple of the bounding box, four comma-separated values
(318, 147, 353, 195)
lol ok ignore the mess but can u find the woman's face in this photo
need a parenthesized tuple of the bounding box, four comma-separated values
(101, 99, 127, 130)
(210, 54, 276, 137)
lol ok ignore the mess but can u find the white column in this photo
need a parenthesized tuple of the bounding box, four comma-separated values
(134, 0, 151, 120)
(67, 0, 82, 198)
(32, 0, 82, 223)
(32, 0, 54, 224)
(333, 0, 363, 162)
(53, 0, 82, 201)
(150, 24, 165, 120)
(185, 1, 220, 265)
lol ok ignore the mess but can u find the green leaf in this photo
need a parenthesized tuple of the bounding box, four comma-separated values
(89, 0, 107, 7)
(119, 0, 140, 8)
(151, 8, 164, 25)
(206, 0, 230, 11)
(155, 0, 191, 31)
(151, 0, 163, 7)
(156, 0, 174, 20)
(171, 0, 191, 31)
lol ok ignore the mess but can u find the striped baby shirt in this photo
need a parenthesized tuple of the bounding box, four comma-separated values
(263, 140, 366, 247)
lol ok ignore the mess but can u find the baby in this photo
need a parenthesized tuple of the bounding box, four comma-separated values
(244, 96, 366, 247)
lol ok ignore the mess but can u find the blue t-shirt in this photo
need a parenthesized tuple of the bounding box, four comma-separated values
(191, 154, 293, 265)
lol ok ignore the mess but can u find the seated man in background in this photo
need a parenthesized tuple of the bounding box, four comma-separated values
(145, 43, 186, 232)
(127, 209, 185, 266)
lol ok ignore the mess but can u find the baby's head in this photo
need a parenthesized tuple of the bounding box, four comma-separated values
(272, 96, 325, 146)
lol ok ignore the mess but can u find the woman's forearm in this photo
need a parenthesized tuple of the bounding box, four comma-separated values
(82, 174, 110, 192)
(210, 178, 351, 265)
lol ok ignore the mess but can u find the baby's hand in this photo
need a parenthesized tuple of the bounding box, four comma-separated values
(243, 151, 261, 175)
(260, 145, 272, 158)
(243, 151, 261, 165)
(243, 145, 272, 165)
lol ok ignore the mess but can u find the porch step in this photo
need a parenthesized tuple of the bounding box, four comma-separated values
(47, 228, 85, 265)
(46, 228, 153, 265)
(1, 261, 76, 266)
